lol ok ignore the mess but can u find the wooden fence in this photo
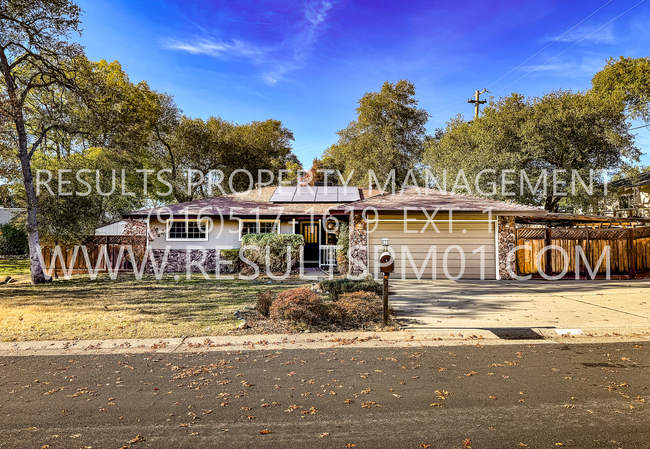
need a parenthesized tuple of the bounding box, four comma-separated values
(516, 226, 650, 279)
(41, 235, 147, 274)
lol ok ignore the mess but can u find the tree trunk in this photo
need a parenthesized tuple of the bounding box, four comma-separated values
(0, 49, 50, 284)
(16, 125, 51, 284)
(544, 195, 560, 212)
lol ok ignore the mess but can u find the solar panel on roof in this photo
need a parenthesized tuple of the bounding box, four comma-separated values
(338, 186, 360, 202)
(269, 186, 361, 203)
(269, 186, 296, 202)
(315, 186, 338, 202)
(292, 186, 318, 202)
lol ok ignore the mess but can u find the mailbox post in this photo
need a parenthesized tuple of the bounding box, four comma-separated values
(379, 238, 394, 326)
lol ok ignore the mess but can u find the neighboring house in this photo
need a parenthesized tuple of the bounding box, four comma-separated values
(95, 221, 128, 236)
(0, 207, 23, 226)
(123, 185, 546, 280)
(607, 172, 650, 218)
(95, 219, 148, 236)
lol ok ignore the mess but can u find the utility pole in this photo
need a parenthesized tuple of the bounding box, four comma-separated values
(468, 88, 488, 120)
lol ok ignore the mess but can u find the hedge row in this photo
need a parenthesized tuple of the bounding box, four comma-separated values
(241, 233, 305, 273)
(268, 287, 383, 327)
(318, 277, 382, 301)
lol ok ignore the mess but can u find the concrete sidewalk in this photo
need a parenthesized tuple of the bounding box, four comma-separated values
(390, 278, 650, 338)
(1, 279, 648, 357)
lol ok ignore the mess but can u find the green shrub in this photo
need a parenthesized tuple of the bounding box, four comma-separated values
(318, 277, 382, 301)
(336, 222, 349, 274)
(219, 248, 241, 273)
(0, 224, 29, 256)
(333, 291, 383, 326)
(269, 287, 324, 324)
(241, 233, 304, 273)
(256, 290, 274, 317)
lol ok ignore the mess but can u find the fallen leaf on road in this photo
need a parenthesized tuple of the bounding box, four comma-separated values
(462, 439, 471, 448)
(320, 433, 330, 438)
(129, 435, 145, 444)
(259, 429, 272, 434)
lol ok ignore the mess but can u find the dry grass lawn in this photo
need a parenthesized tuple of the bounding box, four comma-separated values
(0, 259, 312, 341)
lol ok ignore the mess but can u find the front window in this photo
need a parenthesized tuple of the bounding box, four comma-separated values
(167, 220, 209, 241)
(240, 220, 279, 240)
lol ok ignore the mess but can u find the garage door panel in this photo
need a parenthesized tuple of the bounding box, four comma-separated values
(367, 216, 496, 280)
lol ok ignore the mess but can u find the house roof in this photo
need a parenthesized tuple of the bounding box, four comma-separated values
(124, 186, 547, 219)
(516, 213, 650, 227)
(610, 172, 650, 189)
(123, 186, 384, 219)
(332, 187, 547, 215)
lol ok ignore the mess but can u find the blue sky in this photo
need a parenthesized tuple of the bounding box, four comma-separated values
(76, 0, 650, 166)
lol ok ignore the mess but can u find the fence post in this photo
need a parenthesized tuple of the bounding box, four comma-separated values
(584, 229, 590, 279)
(628, 228, 636, 280)
(545, 228, 552, 277)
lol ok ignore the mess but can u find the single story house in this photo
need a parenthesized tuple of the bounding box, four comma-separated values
(123, 185, 546, 280)
(0, 207, 23, 226)
(607, 171, 650, 218)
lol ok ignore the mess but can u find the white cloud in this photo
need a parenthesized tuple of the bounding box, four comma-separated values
(165, 38, 265, 62)
(165, 0, 335, 85)
(545, 25, 616, 45)
(518, 56, 606, 77)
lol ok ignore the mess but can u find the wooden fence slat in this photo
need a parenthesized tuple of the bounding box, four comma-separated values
(515, 226, 650, 278)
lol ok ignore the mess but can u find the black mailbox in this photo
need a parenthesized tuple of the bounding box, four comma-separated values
(379, 251, 394, 273)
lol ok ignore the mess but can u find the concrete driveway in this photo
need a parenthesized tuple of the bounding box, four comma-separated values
(389, 279, 650, 338)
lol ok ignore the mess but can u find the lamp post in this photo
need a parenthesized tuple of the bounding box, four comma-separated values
(379, 238, 394, 326)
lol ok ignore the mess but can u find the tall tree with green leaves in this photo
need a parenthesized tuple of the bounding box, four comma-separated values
(0, 0, 84, 283)
(149, 115, 298, 202)
(425, 90, 639, 211)
(322, 80, 429, 187)
(592, 56, 650, 123)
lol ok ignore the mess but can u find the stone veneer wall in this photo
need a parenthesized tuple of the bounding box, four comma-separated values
(349, 214, 368, 275)
(497, 216, 517, 280)
(144, 249, 238, 274)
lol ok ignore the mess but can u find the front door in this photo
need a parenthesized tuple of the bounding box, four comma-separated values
(301, 222, 319, 263)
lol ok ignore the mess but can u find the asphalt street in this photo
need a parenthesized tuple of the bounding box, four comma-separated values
(1, 341, 649, 448)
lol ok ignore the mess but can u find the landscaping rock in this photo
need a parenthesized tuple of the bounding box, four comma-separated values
(238, 321, 250, 329)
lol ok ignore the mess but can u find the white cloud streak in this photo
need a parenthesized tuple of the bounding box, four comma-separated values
(165, 0, 335, 85)
(546, 26, 616, 44)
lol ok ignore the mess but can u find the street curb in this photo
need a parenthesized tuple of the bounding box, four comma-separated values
(1, 328, 649, 356)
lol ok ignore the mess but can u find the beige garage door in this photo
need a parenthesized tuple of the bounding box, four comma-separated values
(367, 212, 497, 280)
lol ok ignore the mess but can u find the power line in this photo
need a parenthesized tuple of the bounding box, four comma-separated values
(496, 0, 647, 94)
(487, 0, 615, 89)
(430, 0, 616, 117)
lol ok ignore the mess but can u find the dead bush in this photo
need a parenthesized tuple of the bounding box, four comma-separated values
(256, 290, 274, 317)
(333, 291, 383, 326)
(269, 288, 324, 324)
